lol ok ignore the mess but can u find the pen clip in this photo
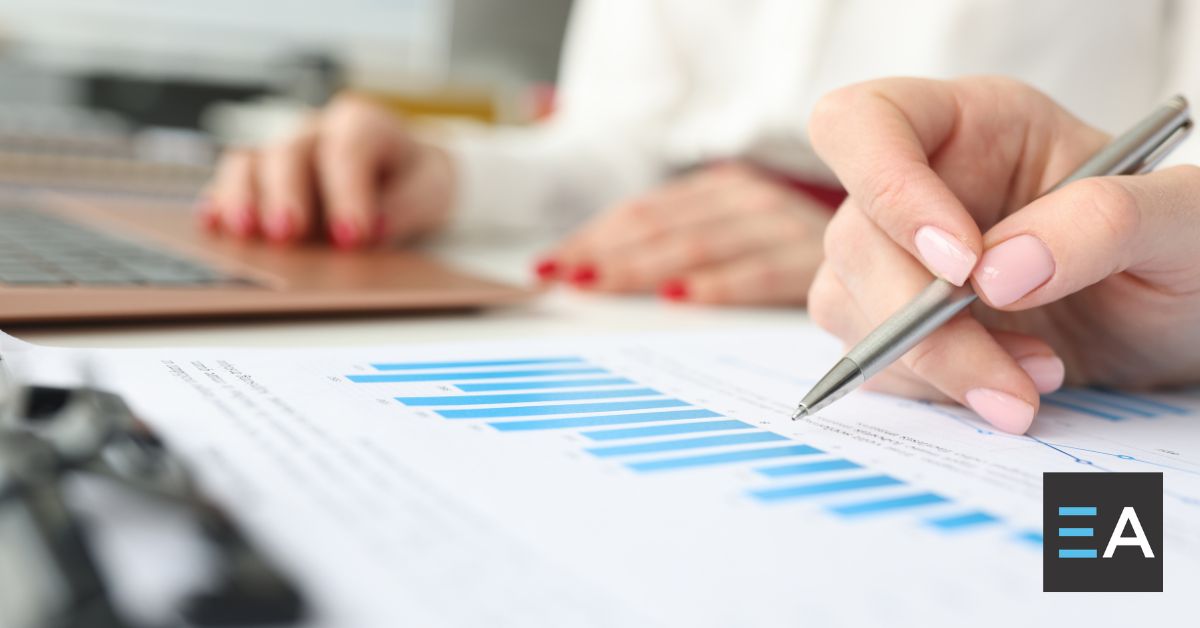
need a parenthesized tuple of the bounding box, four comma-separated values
(1133, 118, 1193, 175)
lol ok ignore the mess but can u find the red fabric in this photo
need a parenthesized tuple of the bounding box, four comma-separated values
(772, 172, 847, 211)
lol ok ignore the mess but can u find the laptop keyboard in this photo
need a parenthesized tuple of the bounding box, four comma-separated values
(0, 208, 242, 287)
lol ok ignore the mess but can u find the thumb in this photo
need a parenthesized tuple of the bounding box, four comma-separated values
(971, 166, 1200, 309)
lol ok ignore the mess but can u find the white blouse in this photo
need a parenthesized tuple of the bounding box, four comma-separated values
(446, 0, 1200, 233)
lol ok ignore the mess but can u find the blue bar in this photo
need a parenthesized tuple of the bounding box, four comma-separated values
(438, 398, 688, 419)
(1055, 389, 1157, 417)
(829, 493, 949, 517)
(750, 475, 904, 502)
(1058, 549, 1098, 559)
(1089, 386, 1190, 415)
(586, 431, 786, 458)
(1058, 506, 1097, 516)
(1059, 527, 1094, 537)
(1041, 397, 1124, 421)
(926, 511, 1000, 531)
(756, 459, 861, 477)
(349, 368, 607, 383)
(582, 420, 752, 441)
(629, 444, 823, 473)
(490, 409, 721, 431)
(1015, 531, 1044, 546)
(372, 357, 584, 370)
(396, 388, 660, 406)
(457, 378, 633, 392)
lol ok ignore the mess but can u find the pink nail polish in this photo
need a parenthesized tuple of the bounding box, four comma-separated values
(1017, 355, 1065, 394)
(264, 211, 294, 243)
(331, 220, 360, 249)
(914, 225, 977, 286)
(964, 388, 1035, 434)
(972, 234, 1055, 307)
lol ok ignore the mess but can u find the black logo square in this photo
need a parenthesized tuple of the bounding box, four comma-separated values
(1043, 472, 1162, 592)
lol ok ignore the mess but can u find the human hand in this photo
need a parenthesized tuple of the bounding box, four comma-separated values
(807, 76, 1200, 434)
(539, 163, 831, 305)
(200, 94, 454, 248)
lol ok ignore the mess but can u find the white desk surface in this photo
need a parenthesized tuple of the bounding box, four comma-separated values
(11, 234, 809, 349)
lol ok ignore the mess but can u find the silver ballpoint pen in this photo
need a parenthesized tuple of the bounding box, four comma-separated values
(793, 95, 1193, 420)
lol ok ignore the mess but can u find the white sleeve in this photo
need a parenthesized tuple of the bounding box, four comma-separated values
(443, 0, 685, 235)
(1158, 0, 1200, 168)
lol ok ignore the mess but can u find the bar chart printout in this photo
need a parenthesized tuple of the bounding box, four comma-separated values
(17, 327, 1197, 627)
(348, 354, 1037, 547)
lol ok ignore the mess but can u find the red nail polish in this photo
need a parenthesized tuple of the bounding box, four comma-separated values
(659, 278, 689, 301)
(264, 211, 294, 243)
(199, 207, 221, 232)
(534, 259, 559, 280)
(331, 219, 360, 249)
(569, 264, 597, 286)
(372, 213, 389, 244)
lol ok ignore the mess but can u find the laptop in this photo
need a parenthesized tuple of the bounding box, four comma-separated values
(0, 191, 531, 323)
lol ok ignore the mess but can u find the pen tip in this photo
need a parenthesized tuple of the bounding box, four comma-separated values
(791, 404, 809, 421)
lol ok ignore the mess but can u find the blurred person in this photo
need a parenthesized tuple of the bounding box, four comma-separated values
(202, 0, 1199, 305)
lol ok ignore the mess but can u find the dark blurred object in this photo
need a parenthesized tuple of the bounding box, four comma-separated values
(81, 74, 265, 132)
(80, 52, 343, 130)
(0, 371, 306, 628)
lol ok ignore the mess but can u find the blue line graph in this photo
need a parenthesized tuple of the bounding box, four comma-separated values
(910, 399, 1200, 478)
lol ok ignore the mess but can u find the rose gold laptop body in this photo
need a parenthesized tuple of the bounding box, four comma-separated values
(0, 193, 530, 323)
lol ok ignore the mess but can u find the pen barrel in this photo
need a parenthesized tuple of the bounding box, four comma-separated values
(846, 279, 977, 378)
(1048, 95, 1191, 192)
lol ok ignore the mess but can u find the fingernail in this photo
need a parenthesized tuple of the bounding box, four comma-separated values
(372, 213, 389, 244)
(568, 264, 597, 286)
(914, 225, 977, 286)
(972, 234, 1055, 307)
(264, 211, 294, 243)
(199, 206, 221, 232)
(1017, 355, 1065, 394)
(534, 259, 559, 280)
(232, 206, 258, 237)
(331, 219, 360, 249)
(964, 388, 1035, 434)
(659, 278, 689, 301)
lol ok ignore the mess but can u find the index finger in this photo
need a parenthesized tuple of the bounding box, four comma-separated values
(808, 78, 982, 286)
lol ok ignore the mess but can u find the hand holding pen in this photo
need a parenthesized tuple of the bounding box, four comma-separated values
(799, 77, 1200, 433)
